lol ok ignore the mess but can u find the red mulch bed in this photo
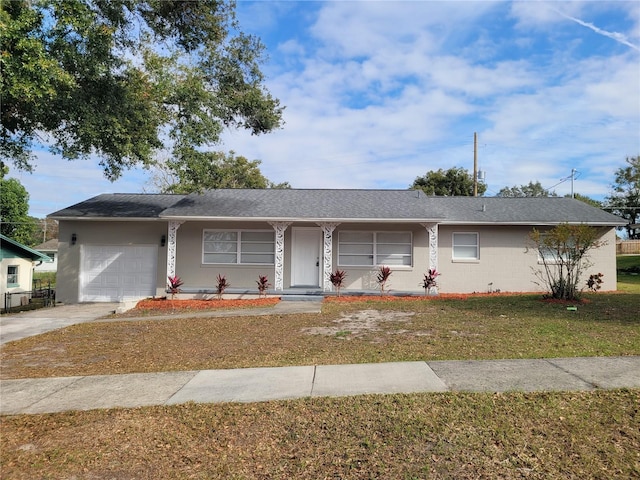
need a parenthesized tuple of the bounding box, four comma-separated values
(324, 292, 540, 303)
(134, 297, 281, 312)
(136, 292, 586, 312)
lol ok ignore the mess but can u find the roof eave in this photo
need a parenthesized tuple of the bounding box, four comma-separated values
(439, 220, 627, 227)
(49, 216, 164, 221)
(159, 215, 444, 223)
(0, 235, 53, 262)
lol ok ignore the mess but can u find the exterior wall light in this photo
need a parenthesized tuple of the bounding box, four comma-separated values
(161, 234, 166, 247)
(71, 233, 77, 245)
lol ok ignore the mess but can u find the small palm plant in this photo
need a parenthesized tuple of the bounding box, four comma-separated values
(376, 266, 392, 295)
(256, 274, 271, 297)
(330, 269, 347, 297)
(421, 268, 440, 295)
(167, 275, 183, 300)
(216, 274, 230, 300)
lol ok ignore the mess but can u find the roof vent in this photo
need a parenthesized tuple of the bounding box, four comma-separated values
(482, 204, 486, 212)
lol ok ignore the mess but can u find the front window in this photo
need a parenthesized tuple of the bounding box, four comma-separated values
(338, 231, 412, 266)
(537, 237, 571, 265)
(203, 230, 275, 264)
(7, 265, 18, 286)
(453, 233, 479, 260)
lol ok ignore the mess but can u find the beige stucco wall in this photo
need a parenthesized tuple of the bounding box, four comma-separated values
(57, 219, 619, 302)
(57, 220, 168, 303)
(174, 221, 277, 293)
(435, 225, 618, 294)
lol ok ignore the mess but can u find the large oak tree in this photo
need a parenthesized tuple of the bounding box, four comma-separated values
(0, 0, 284, 180)
(606, 156, 640, 239)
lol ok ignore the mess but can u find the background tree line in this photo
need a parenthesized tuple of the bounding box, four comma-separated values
(4, 156, 637, 247)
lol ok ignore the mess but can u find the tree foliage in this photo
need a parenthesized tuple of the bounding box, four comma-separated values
(154, 151, 290, 194)
(566, 193, 602, 209)
(410, 167, 486, 196)
(529, 224, 605, 301)
(606, 156, 640, 239)
(1, 0, 284, 180)
(0, 170, 37, 244)
(29, 217, 59, 246)
(498, 181, 557, 198)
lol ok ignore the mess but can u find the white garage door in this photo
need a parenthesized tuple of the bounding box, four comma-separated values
(80, 245, 158, 302)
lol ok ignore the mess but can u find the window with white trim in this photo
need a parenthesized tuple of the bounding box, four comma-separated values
(203, 230, 275, 264)
(338, 231, 412, 266)
(7, 265, 19, 286)
(537, 236, 571, 265)
(452, 233, 479, 260)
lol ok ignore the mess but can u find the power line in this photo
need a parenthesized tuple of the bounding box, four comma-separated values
(545, 170, 581, 193)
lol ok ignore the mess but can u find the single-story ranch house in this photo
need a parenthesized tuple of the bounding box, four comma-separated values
(48, 189, 626, 303)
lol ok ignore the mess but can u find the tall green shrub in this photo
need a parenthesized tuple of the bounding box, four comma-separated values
(529, 224, 605, 301)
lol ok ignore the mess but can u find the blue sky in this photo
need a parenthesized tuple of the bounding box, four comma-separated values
(13, 0, 640, 218)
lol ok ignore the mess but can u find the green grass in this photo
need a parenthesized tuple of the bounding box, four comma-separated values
(32, 271, 56, 287)
(617, 254, 640, 270)
(617, 254, 640, 293)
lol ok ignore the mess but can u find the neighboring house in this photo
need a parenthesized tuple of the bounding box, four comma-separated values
(48, 189, 627, 303)
(1, 234, 53, 310)
(33, 238, 59, 272)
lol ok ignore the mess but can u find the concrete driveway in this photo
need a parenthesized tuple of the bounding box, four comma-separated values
(0, 301, 322, 345)
(0, 303, 120, 345)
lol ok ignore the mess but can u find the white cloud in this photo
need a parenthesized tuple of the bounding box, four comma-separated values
(223, 1, 638, 200)
(14, 1, 640, 218)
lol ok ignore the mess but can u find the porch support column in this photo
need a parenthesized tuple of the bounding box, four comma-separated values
(166, 220, 184, 279)
(318, 223, 339, 291)
(421, 222, 439, 292)
(269, 222, 291, 291)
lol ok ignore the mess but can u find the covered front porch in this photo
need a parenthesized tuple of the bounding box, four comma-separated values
(164, 220, 440, 296)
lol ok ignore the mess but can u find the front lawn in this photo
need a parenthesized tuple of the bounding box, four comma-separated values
(618, 254, 640, 293)
(2, 294, 639, 479)
(1, 390, 638, 479)
(2, 293, 638, 379)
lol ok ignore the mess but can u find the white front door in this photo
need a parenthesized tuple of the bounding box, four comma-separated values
(291, 228, 321, 287)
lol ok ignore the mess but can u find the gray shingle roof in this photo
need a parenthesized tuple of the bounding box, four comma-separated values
(423, 197, 627, 225)
(48, 189, 627, 226)
(33, 238, 58, 251)
(49, 194, 186, 219)
(161, 189, 440, 221)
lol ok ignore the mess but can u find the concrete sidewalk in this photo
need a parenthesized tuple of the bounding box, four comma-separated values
(2, 356, 639, 415)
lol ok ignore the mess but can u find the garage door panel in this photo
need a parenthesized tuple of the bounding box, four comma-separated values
(80, 245, 158, 302)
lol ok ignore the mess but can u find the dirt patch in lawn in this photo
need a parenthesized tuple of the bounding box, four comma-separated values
(302, 309, 419, 339)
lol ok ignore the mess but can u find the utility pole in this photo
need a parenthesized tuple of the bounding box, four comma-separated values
(473, 132, 478, 197)
(571, 168, 576, 199)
